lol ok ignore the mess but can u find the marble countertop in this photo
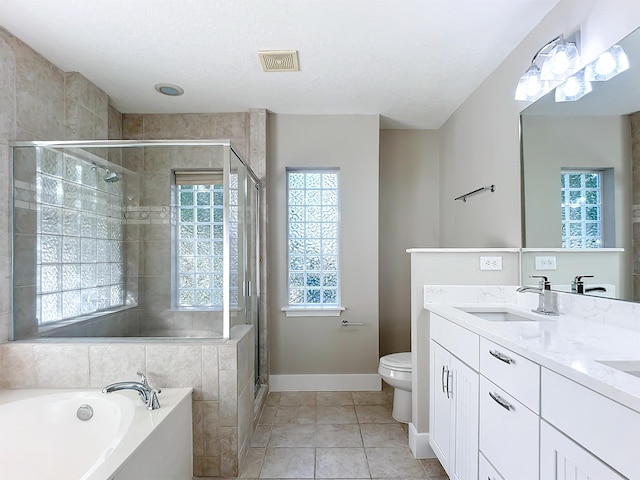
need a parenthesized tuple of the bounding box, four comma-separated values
(425, 301, 640, 414)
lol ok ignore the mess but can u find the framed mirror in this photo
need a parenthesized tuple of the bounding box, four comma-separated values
(520, 27, 640, 302)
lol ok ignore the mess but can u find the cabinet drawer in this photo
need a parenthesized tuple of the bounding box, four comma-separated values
(479, 376, 539, 480)
(479, 452, 504, 480)
(542, 368, 640, 480)
(480, 337, 540, 413)
(431, 313, 479, 370)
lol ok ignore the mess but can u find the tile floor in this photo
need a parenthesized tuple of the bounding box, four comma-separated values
(236, 389, 448, 479)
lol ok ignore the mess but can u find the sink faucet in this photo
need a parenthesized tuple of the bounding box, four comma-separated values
(516, 275, 558, 316)
(102, 371, 161, 410)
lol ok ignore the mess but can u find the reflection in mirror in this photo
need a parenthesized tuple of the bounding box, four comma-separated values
(520, 27, 640, 302)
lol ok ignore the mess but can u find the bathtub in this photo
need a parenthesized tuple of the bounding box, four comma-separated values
(0, 387, 193, 480)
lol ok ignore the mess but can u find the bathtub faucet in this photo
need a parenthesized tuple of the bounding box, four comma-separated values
(102, 371, 161, 410)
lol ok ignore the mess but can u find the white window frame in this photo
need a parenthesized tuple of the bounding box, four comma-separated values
(282, 168, 344, 317)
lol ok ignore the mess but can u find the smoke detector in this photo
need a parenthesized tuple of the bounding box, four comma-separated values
(258, 50, 300, 72)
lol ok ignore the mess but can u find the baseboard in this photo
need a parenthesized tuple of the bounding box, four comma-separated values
(270, 374, 381, 392)
(409, 422, 436, 459)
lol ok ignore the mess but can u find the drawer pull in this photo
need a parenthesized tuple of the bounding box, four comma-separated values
(489, 349, 514, 365)
(441, 365, 446, 393)
(489, 391, 513, 411)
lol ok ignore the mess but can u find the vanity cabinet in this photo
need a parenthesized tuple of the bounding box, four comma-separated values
(540, 420, 625, 480)
(542, 368, 640, 479)
(428, 309, 640, 480)
(429, 314, 479, 480)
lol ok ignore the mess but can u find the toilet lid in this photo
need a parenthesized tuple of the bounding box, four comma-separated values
(380, 352, 412, 372)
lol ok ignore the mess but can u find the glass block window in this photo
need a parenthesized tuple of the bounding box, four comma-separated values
(36, 149, 125, 324)
(287, 169, 340, 306)
(175, 171, 237, 308)
(561, 171, 603, 248)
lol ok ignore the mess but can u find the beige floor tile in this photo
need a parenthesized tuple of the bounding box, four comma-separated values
(420, 457, 446, 477)
(317, 405, 358, 424)
(279, 391, 318, 406)
(266, 392, 281, 406)
(259, 405, 277, 425)
(355, 405, 396, 423)
(317, 391, 354, 405)
(316, 424, 363, 447)
(365, 447, 426, 478)
(239, 447, 266, 478)
(351, 391, 391, 406)
(275, 405, 317, 424)
(260, 447, 315, 478)
(360, 423, 408, 447)
(251, 424, 272, 447)
(316, 447, 370, 478)
(269, 424, 316, 447)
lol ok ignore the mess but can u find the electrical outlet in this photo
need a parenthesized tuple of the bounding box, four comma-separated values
(535, 255, 557, 270)
(480, 256, 502, 271)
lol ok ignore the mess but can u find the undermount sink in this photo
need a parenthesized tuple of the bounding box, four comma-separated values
(597, 360, 640, 379)
(456, 307, 543, 322)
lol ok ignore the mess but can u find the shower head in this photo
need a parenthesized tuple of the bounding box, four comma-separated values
(103, 169, 122, 183)
(92, 163, 122, 183)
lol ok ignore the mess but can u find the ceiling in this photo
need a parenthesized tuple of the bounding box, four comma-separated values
(0, 0, 561, 129)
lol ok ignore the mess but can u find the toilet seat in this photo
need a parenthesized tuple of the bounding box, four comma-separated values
(379, 352, 412, 372)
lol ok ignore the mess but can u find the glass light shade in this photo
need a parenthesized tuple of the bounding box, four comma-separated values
(515, 64, 549, 101)
(584, 44, 629, 81)
(555, 70, 592, 102)
(540, 40, 580, 81)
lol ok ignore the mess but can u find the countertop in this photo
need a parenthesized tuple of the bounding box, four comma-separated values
(425, 302, 640, 414)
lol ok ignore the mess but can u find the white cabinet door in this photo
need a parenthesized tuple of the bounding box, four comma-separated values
(429, 340, 452, 471)
(540, 420, 626, 480)
(450, 356, 479, 480)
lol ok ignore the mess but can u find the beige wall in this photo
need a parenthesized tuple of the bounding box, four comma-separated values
(267, 114, 380, 377)
(438, 0, 640, 248)
(379, 130, 439, 356)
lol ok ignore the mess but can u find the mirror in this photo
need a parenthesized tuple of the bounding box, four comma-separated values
(520, 27, 640, 302)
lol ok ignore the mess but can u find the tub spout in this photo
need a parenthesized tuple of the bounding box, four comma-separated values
(102, 372, 161, 410)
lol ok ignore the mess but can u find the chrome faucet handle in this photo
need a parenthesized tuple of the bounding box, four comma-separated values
(572, 275, 594, 294)
(147, 388, 162, 411)
(136, 371, 149, 387)
(530, 275, 551, 290)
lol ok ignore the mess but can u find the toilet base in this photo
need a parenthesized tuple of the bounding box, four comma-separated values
(391, 388, 412, 423)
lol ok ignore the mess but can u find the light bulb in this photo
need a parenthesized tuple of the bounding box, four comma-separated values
(540, 39, 580, 81)
(594, 52, 616, 76)
(584, 44, 629, 81)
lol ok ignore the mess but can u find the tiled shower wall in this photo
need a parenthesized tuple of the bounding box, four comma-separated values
(0, 27, 113, 344)
(631, 111, 640, 301)
(121, 112, 269, 388)
(0, 25, 268, 477)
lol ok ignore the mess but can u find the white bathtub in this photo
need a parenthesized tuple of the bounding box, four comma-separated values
(0, 387, 193, 480)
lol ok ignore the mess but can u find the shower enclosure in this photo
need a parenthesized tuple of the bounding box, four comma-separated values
(11, 140, 262, 385)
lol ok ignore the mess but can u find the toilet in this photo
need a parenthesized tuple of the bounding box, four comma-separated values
(378, 352, 412, 423)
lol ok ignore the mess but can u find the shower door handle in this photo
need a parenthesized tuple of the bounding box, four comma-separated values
(246, 281, 252, 297)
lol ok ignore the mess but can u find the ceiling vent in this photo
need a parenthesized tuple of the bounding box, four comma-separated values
(258, 50, 300, 72)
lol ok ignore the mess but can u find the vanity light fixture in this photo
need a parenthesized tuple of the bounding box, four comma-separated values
(555, 70, 592, 102)
(584, 44, 629, 81)
(515, 34, 580, 101)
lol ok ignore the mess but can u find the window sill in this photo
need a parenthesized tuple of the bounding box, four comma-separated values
(282, 306, 346, 317)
